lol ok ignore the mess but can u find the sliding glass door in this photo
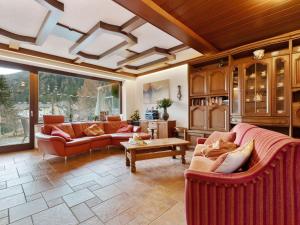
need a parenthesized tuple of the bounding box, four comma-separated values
(0, 67, 34, 151)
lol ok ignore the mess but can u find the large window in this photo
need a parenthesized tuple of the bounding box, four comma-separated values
(38, 72, 121, 122)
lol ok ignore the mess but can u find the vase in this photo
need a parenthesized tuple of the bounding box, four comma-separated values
(162, 108, 169, 121)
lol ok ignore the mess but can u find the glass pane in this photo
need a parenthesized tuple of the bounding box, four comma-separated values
(256, 63, 268, 114)
(245, 64, 256, 114)
(0, 67, 30, 146)
(232, 67, 239, 114)
(38, 72, 120, 122)
(275, 58, 285, 114)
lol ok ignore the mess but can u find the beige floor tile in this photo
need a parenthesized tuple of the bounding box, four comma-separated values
(9, 198, 48, 222)
(0, 217, 8, 225)
(22, 179, 53, 196)
(0, 185, 23, 199)
(6, 175, 33, 187)
(93, 184, 122, 201)
(85, 197, 103, 208)
(0, 210, 7, 219)
(63, 188, 95, 207)
(9, 217, 33, 225)
(46, 197, 64, 208)
(150, 202, 186, 225)
(71, 203, 94, 222)
(66, 173, 99, 187)
(79, 216, 104, 225)
(42, 185, 73, 201)
(91, 193, 136, 223)
(0, 193, 25, 211)
(32, 203, 78, 225)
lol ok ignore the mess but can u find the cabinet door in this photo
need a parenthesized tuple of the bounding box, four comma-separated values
(207, 68, 228, 95)
(157, 122, 168, 139)
(230, 65, 242, 115)
(190, 70, 206, 96)
(272, 56, 290, 116)
(292, 53, 300, 88)
(207, 105, 228, 131)
(243, 59, 271, 116)
(190, 106, 206, 129)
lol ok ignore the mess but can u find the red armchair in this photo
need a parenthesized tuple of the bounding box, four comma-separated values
(185, 123, 300, 225)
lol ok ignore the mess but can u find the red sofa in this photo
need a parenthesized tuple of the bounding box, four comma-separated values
(36, 115, 150, 159)
(185, 123, 300, 225)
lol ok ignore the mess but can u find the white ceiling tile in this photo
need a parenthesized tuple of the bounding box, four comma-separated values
(168, 48, 202, 64)
(129, 23, 182, 52)
(0, 0, 48, 37)
(129, 54, 165, 67)
(83, 33, 124, 56)
(59, 0, 134, 33)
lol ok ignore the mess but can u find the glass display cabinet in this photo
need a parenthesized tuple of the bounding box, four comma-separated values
(243, 60, 271, 116)
(273, 56, 289, 116)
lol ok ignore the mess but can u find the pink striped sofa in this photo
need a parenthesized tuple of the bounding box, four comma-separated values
(185, 123, 300, 225)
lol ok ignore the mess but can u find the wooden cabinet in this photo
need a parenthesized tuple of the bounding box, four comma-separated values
(230, 65, 242, 116)
(141, 120, 176, 139)
(272, 56, 290, 116)
(190, 70, 206, 96)
(207, 105, 228, 131)
(292, 53, 300, 88)
(207, 68, 228, 95)
(190, 106, 206, 130)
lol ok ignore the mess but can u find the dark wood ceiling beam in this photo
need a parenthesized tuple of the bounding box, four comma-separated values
(168, 44, 189, 54)
(117, 47, 172, 67)
(113, 0, 218, 54)
(121, 16, 147, 33)
(0, 28, 36, 43)
(69, 21, 138, 60)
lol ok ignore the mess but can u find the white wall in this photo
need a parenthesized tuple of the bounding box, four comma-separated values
(122, 79, 137, 120)
(132, 64, 189, 127)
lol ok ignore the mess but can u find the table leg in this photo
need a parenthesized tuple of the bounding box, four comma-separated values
(181, 145, 186, 164)
(172, 145, 176, 159)
(125, 149, 130, 167)
(131, 150, 136, 172)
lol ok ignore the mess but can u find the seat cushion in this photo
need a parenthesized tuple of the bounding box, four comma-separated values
(189, 156, 215, 172)
(65, 137, 91, 147)
(111, 132, 150, 140)
(116, 125, 133, 133)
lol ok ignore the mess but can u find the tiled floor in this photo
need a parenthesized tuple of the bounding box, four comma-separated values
(0, 147, 192, 225)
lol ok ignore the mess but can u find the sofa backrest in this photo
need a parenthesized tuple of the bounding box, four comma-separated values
(43, 115, 65, 124)
(231, 123, 256, 145)
(104, 121, 128, 134)
(234, 124, 291, 168)
(71, 122, 105, 138)
(41, 123, 76, 138)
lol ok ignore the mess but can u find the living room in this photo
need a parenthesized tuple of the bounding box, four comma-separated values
(0, 1, 300, 225)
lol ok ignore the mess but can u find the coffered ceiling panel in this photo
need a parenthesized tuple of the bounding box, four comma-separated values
(129, 23, 182, 52)
(0, 0, 47, 37)
(0, 0, 202, 76)
(83, 33, 125, 56)
(59, 0, 134, 32)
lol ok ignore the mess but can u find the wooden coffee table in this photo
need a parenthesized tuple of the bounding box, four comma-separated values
(121, 138, 190, 172)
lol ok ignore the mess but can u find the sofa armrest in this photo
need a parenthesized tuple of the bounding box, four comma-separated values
(196, 137, 207, 144)
(35, 132, 66, 144)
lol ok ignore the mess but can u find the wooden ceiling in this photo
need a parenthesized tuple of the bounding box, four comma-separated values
(115, 0, 300, 51)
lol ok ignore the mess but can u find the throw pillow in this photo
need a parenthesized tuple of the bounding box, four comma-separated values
(194, 139, 238, 160)
(51, 126, 73, 142)
(204, 131, 236, 145)
(117, 125, 134, 133)
(84, 124, 105, 136)
(210, 140, 254, 173)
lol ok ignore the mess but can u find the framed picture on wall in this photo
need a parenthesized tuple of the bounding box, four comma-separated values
(143, 79, 170, 104)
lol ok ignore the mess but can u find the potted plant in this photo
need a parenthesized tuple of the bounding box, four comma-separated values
(157, 98, 173, 121)
(130, 110, 141, 126)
